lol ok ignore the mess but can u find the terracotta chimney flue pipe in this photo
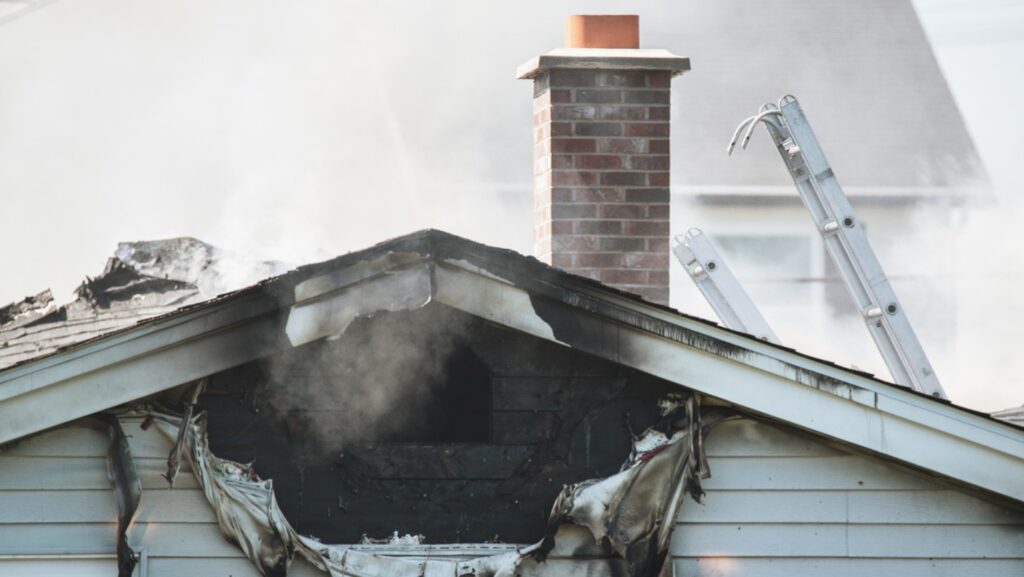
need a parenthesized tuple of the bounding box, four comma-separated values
(566, 15, 639, 49)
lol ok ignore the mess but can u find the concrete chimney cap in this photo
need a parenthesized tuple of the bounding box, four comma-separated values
(516, 48, 690, 80)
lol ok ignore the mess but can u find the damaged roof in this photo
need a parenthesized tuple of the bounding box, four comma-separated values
(1, 229, 1023, 504)
(0, 237, 287, 370)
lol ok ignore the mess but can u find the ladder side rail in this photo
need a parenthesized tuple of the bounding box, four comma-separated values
(761, 118, 914, 386)
(672, 231, 781, 344)
(763, 113, 927, 393)
(770, 102, 945, 399)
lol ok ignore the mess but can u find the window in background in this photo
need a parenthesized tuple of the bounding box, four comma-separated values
(713, 235, 813, 308)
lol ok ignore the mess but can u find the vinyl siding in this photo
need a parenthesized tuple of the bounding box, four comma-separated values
(0, 417, 323, 577)
(672, 418, 1024, 576)
(2, 417, 1022, 576)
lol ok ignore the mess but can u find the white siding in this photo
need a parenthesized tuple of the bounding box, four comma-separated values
(672, 418, 1024, 576)
(0, 418, 324, 577)
(3, 417, 1023, 576)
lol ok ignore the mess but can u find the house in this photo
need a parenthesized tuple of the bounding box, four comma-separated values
(1, 13, 1022, 577)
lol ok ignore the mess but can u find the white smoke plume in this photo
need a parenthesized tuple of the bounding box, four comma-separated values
(260, 306, 473, 454)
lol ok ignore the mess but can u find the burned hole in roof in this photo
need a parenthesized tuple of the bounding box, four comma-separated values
(198, 303, 677, 544)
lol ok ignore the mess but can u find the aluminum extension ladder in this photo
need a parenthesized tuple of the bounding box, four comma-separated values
(717, 95, 947, 399)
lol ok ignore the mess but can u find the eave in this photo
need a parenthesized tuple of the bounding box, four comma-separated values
(0, 230, 1021, 505)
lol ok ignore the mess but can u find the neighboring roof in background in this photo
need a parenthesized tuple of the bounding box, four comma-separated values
(660, 0, 987, 196)
(1, 230, 1022, 505)
(0, 0, 58, 27)
(994, 405, 1024, 427)
(0, 238, 287, 371)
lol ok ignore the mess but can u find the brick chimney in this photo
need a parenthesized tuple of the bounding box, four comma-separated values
(519, 15, 689, 305)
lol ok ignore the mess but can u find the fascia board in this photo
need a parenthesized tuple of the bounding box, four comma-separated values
(431, 260, 1024, 503)
(1, 244, 1021, 503)
(0, 291, 283, 446)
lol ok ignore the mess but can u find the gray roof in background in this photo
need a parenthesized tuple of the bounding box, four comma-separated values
(0, 239, 287, 370)
(493, 0, 985, 196)
(653, 0, 985, 192)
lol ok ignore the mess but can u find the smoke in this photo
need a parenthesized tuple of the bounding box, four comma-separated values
(2, 0, 1021, 415)
(671, 176, 1024, 412)
(897, 192, 1024, 411)
(259, 305, 473, 454)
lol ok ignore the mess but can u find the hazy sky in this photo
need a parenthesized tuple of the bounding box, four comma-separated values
(1, 1, 1022, 410)
(7, 0, 1021, 304)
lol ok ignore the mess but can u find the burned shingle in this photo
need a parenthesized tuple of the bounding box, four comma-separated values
(0, 238, 287, 371)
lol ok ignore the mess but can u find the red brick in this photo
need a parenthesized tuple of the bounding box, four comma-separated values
(532, 66, 674, 301)
(552, 171, 598, 186)
(601, 172, 646, 186)
(648, 106, 670, 121)
(574, 188, 625, 203)
(576, 253, 625, 268)
(534, 155, 551, 175)
(535, 220, 551, 239)
(533, 172, 551, 189)
(647, 204, 670, 218)
(575, 89, 621, 104)
(551, 253, 574, 268)
(600, 269, 647, 285)
(647, 72, 671, 88)
(599, 237, 645, 251)
(599, 204, 644, 219)
(551, 187, 574, 203)
(624, 252, 670, 269)
(551, 89, 571, 103)
(648, 139, 670, 154)
(625, 123, 670, 137)
(629, 155, 670, 171)
(551, 203, 597, 219)
(647, 270, 670, 285)
(625, 188, 670, 203)
(551, 122, 573, 136)
(552, 105, 597, 121)
(534, 125, 548, 144)
(549, 69, 599, 87)
(596, 138, 647, 154)
(647, 237, 670, 253)
(647, 172, 670, 186)
(574, 122, 623, 137)
(623, 90, 670, 105)
(624, 220, 670, 236)
(575, 220, 623, 235)
(552, 154, 574, 169)
(576, 155, 623, 170)
(552, 235, 600, 252)
(534, 141, 550, 160)
(533, 192, 547, 210)
(534, 204, 550, 221)
(551, 138, 596, 153)
(551, 220, 574, 235)
(596, 105, 647, 121)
